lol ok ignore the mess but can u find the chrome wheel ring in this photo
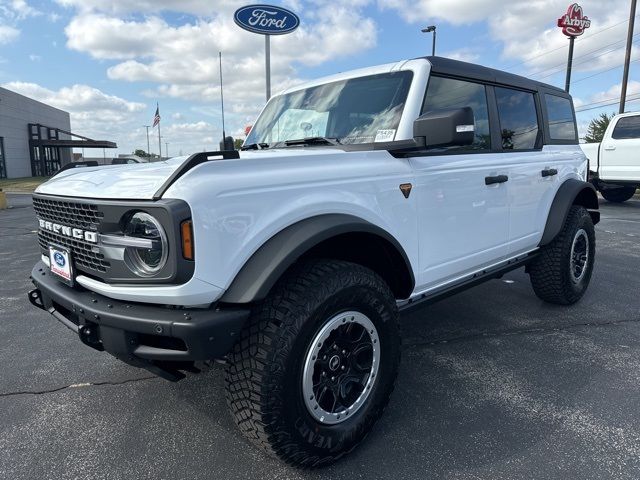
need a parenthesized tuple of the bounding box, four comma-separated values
(570, 228, 589, 283)
(302, 311, 380, 425)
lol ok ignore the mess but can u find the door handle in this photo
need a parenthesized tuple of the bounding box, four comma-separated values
(604, 145, 616, 151)
(541, 168, 558, 177)
(485, 175, 509, 185)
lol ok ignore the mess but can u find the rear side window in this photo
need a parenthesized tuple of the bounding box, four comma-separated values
(545, 94, 577, 141)
(422, 76, 490, 150)
(612, 115, 640, 139)
(495, 87, 539, 150)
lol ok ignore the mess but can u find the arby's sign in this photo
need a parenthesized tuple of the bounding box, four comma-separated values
(557, 3, 591, 37)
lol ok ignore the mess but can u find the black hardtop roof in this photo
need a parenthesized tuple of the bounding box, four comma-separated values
(421, 56, 569, 97)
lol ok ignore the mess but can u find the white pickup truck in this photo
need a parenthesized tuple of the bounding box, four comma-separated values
(581, 112, 640, 202)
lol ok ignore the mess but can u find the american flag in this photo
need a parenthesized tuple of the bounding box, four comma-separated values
(152, 104, 161, 127)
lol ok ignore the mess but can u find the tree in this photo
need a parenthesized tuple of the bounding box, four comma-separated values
(234, 138, 244, 150)
(584, 113, 615, 143)
(133, 149, 151, 158)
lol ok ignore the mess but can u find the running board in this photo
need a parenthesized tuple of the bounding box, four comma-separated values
(398, 253, 538, 313)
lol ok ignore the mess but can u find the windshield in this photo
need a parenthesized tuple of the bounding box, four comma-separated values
(245, 71, 413, 146)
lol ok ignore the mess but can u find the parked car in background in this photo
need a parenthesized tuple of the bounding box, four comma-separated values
(581, 112, 640, 202)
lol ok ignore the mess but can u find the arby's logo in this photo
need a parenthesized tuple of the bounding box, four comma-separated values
(557, 3, 591, 37)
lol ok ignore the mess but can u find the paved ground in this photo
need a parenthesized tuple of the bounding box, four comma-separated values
(1, 193, 639, 480)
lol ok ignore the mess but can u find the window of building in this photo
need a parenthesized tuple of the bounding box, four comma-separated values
(495, 87, 540, 150)
(545, 94, 577, 141)
(422, 76, 491, 150)
(612, 115, 640, 140)
(0, 138, 6, 179)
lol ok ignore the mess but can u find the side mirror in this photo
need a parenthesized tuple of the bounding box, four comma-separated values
(413, 107, 475, 148)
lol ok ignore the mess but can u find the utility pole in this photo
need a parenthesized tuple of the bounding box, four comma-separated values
(620, 0, 637, 113)
(165, 142, 169, 158)
(143, 125, 150, 156)
(421, 26, 437, 56)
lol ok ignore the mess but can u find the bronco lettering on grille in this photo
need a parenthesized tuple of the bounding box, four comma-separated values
(38, 219, 98, 243)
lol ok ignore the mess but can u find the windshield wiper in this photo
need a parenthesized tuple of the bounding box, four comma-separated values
(241, 142, 270, 150)
(283, 136, 341, 146)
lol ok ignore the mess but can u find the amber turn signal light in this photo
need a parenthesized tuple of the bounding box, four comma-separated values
(181, 220, 194, 260)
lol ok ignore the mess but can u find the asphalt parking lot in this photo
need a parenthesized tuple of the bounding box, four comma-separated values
(1, 192, 639, 480)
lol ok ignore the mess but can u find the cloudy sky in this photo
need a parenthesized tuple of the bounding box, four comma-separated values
(0, 0, 638, 157)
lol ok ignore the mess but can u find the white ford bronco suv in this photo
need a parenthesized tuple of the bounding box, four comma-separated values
(28, 56, 599, 467)
(580, 111, 640, 203)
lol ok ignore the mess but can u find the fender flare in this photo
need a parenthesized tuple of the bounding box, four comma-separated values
(539, 179, 600, 246)
(220, 214, 415, 304)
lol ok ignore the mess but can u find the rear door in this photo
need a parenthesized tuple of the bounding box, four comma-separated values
(498, 89, 580, 256)
(601, 114, 640, 182)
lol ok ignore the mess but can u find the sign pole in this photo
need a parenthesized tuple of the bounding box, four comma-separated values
(557, 4, 591, 94)
(565, 36, 575, 92)
(234, 5, 299, 102)
(620, 0, 637, 113)
(265, 34, 271, 101)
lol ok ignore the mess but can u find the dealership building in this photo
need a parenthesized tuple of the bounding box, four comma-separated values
(0, 86, 115, 179)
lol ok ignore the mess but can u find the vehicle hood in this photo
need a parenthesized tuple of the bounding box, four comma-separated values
(35, 149, 344, 200)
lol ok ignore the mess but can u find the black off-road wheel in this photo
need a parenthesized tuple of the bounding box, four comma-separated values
(225, 259, 401, 468)
(600, 186, 636, 203)
(529, 205, 595, 305)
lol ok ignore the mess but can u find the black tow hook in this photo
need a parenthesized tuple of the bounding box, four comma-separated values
(28, 289, 45, 310)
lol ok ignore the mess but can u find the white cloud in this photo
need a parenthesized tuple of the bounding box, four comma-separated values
(61, 3, 377, 138)
(378, 0, 635, 79)
(0, 25, 19, 44)
(442, 48, 480, 63)
(1, 82, 146, 142)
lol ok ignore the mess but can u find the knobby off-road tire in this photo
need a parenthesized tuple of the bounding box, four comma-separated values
(225, 259, 401, 468)
(529, 205, 595, 305)
(600, 186, 636, 203)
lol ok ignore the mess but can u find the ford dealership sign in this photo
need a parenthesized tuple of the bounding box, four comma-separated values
(234, 4, 300, 35)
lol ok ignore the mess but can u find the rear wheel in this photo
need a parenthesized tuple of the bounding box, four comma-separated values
(225, 259, 400, 468)
(600, 186, 636, 203)
(529, 205, 595, 305)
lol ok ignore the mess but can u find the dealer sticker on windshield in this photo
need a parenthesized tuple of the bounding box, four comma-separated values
(374, 129, 396, 142)
(49, 244, 73, 286)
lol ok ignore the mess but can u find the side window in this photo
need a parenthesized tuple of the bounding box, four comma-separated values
(545, 94, 577, 141)
(422, 76, 490, 150)
(612, 115, 640, 139)
(495, 87, 539, 150)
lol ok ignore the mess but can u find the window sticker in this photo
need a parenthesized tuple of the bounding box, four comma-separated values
(374, 129, 396, 142)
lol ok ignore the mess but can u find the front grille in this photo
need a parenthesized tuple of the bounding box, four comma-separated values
(34, 197, 111, 274)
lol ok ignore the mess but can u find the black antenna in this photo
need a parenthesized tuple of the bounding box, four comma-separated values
(219, 51, 226, 140)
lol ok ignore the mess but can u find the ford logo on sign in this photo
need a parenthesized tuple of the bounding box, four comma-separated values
(234, 4, 300, 35)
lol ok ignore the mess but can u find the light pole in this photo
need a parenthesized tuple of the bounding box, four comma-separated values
(422, 25, 436, 56)
(142, 125, 151, 156)
(165, 142, 170, 158)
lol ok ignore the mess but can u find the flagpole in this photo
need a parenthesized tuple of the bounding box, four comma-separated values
(157, 103, 162, 158)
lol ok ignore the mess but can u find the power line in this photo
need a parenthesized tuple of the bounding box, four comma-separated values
(576, 93, 640, 112)
(570, 56, 640, 85)
(504, 14, 640, 71)
(528, 34, 640, 80)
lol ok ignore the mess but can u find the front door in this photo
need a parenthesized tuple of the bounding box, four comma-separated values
(409, 76, 510, 291)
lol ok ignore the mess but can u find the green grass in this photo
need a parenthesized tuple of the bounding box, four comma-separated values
(0, 176, 50, 193)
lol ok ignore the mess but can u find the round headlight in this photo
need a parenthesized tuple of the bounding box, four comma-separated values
(123, 212, 168, 276)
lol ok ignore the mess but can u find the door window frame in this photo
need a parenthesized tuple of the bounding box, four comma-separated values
(408, 73, 546, 158)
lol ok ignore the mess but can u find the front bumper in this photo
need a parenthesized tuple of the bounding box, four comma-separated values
(29, 261, 250, 380)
